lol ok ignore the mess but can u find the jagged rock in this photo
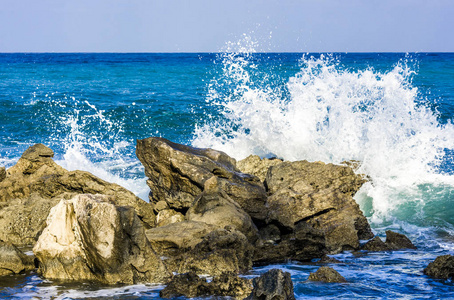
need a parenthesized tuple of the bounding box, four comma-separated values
(254, 222, 326, 263)
(247, 268, 295, 300)
(136, 137, 267, 220)
(318, 255, 341, 264)
(0, 167, 6, 182)
(156, 209, 184, 227)
(385, 230, 417, 250)
(258, 224, 281, 244)
(160, 271, 252, 299)
(237, 155, 283, 182)
(0, 144, 155, 246)
(424, 255, 454, 280)
(154, 200, 168, 212)
(179, 227, 254, 275)
(186, 176, 259, 242)
(265, 160, 373, 253)
(0, 241, 35, 275)
(308, 266, 347, 283)
(361, 236, 390, 251)
(33, 194, 169, 284)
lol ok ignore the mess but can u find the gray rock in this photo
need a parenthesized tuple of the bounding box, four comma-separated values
(265, 160, 373, 253)
(33, 194, 169, 284)
(0, 241, 35, 275)
(136, 137, 267, 220)
(0, 144, 155, 247)
(237, 155, 283, 182)
(424, 255, 454, 280)
(247, 268, 295, 300)
(308, 266, 347, 283)
(186, 176, 259, 243)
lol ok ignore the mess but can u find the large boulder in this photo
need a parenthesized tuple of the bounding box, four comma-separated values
(424, 255, 454, 280)
(308, 266, 347, 283)
(0, 144, 155, 246)
(186, 176, 259, 242)
(265, 160, 373, 253)
(0, 241, 35, 276)
(136, 137, 267, 221)
(237, 155, 283, 182)
(247, 269, 295, 300)
(361, 231, 416, 252)
(33, 194, 169, 284)
(160, 271, 252, 299)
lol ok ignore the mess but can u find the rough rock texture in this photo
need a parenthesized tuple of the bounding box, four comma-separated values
(186, 176, 259, 242)
(308, 266, 347, 283)
(0, 167, 6, 182)
(160, 272, 252, 299)
(385, 230, 417, 250)
(247, 268, 295, 300)
(0, 144, 155, 246)
(237, 155, 283, 182)
(178, 227, 254, 275)
(156, 209, 184, 227)
(361, 236, 390, 251)
(33, 194, 169, 284)
(424, 255, 454, 280)
(318, 255, 341, 264)
(136, 137, 267, 221)
(254, 222, 326, 263)
(0, 241, 35, 275)
(265, 160, 373, 253)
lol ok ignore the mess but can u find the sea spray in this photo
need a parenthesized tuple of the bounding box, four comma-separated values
(193, 52, 454, 229)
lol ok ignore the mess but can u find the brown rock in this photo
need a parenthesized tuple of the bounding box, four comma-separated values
(0, 241, 35, 276)
(424, 255, 454, 280)
(237, 155, 283, 182)
(156, 209, 184, 227)
(385, 230, 417, 250)
(136, 137, 267, 220)
(0, 167, 6, 182)
(0, 144, 155, 246)
(33, 194, 169, 284)
(308, 266, 347, 283)
(186, 176, 259, 242)
(247, 268, 295, 300)
(265, 160, 373, 253)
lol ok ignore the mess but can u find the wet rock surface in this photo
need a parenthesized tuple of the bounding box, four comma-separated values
(246, 268, 295, 300)
(0, 241, 35, 276)
(160, 271, 252, 299)
(424, 255, 454, 280)
(0, 144, 155, 246)
(384, 230, 417, 250)
(308, 266, 347, 283)
(33, 194, 169, 284)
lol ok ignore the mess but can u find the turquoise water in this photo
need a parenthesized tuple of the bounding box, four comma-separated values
(1, 52, 454, 298)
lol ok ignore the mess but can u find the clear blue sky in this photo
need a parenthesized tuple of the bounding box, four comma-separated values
(0, 0, 453, 52)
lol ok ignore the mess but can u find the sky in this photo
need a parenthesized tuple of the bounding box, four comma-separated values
(0, 0, 453, 52)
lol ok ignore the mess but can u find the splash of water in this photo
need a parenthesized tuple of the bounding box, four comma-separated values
(193, 51, 454, 226)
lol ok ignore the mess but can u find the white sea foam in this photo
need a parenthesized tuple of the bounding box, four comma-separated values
(193, 48, 454, 225)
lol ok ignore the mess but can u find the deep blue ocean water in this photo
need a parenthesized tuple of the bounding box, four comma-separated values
(0, 52, 454, 299)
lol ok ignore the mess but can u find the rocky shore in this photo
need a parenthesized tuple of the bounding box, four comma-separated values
(0, 137, 448, 298)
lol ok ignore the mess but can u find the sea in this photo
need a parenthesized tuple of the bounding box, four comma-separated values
(0, 48, 453, 299)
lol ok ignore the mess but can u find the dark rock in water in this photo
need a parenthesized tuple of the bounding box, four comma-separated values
(361, 236, 391, 252)
(237, 155, 283, 182)
(0, 241, 35, 275)
(186, 176, 259, 242)
(136, 137, 268, 221)
(246, 268, 295, 300)
(424, 255, 454, 280)
(254, 222, 326, 264)
(33, 194, 170, 285)
(385, 230, 417, 250)
(265, 160, 373, 253)
(160, 271, 252, 299)
(318, 255, 341, 264)
(0, 167, 6, 182)
(308, 266, 347, 283)
(0, 144, 155, 246)
(179, 227, 254, 276)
